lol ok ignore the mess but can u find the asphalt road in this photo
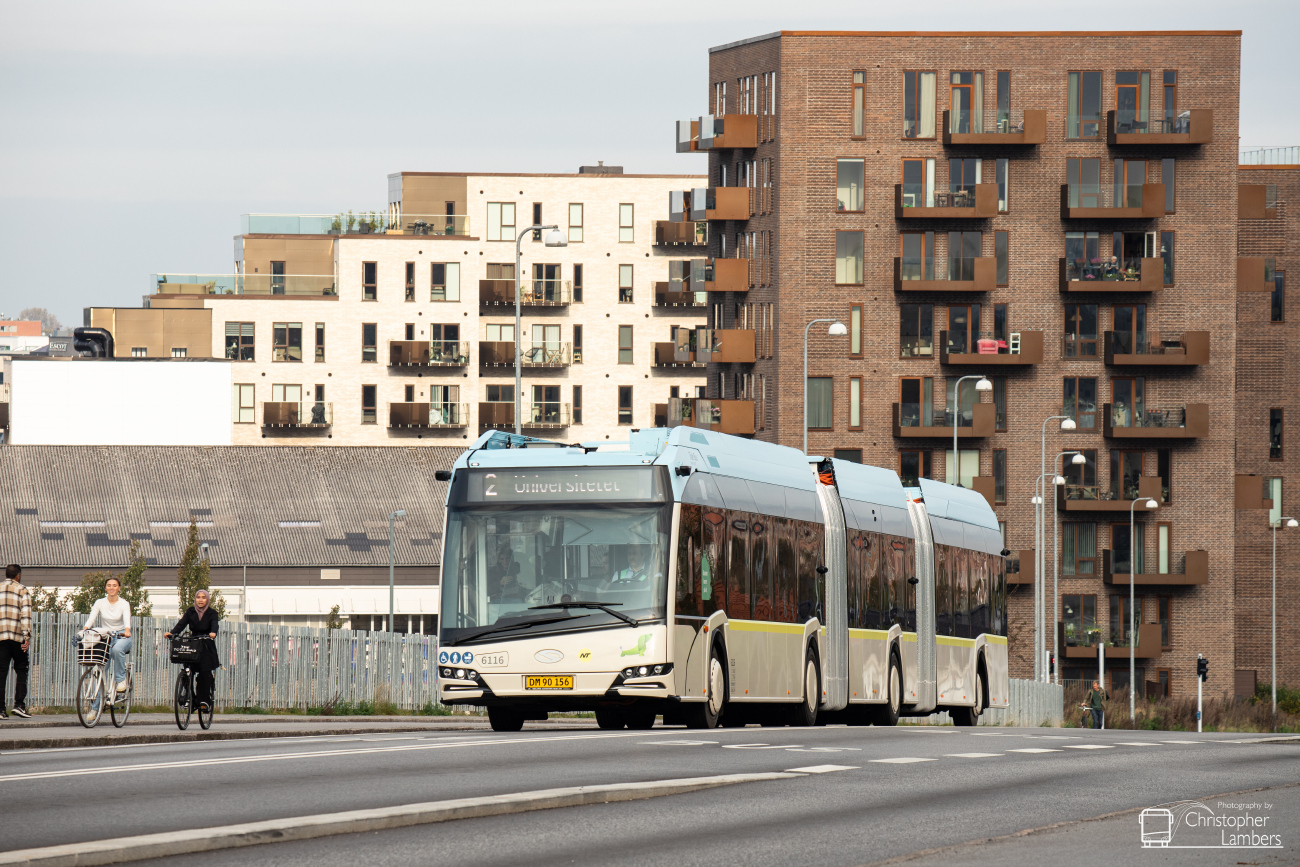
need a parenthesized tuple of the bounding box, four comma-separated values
(1, 722, 1297, 866)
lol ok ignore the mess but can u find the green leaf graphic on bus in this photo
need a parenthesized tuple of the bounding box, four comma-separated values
(621, 635, 652, 657)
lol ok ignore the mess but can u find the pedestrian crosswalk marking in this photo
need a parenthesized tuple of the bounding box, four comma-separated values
(1063, 744, 1114, 749)
(786, 764, 860, 773)
(1007, 748, 1062, 753)
(869, 757, 935, 764)
(944, 752, 1002, 758)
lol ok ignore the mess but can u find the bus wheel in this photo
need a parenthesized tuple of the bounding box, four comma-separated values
(625, 707, 656, 730)
(790, 647, 820, 727)
(488, 706, 525, 732)
(684, 644, 726, 729)
(953, 669, 985, 727)
(874, 654, 901, 727)
(595, 708, 627, 730)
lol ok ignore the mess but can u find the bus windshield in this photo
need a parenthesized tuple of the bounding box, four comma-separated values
(440, 504, 672, 645)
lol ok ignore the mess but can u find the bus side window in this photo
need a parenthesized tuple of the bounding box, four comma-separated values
(702, 510, 726, 614)
(751, 517, 772, 621)
(957, 548, 972, 639)
(903, 537, 917, 631)
(773, 517, 796, 623)
(863, 534, 881, 630)
(796, 520, 821, 622)
(726, 510, 751, 619)
(677, 504, 701, 618)
(935, 545, 952, 636)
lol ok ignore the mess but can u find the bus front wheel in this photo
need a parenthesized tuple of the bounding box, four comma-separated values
(789, 648, 820, 727)
(684, 644, 726, 729)
(952, 668, 985, 727)
(488, 706, 525, 732)
(873, 653, 901, 727)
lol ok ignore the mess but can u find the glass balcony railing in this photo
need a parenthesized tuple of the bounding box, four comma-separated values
(241, 213, 470, 236)
(898, 405, 981, 428)
(900, 187, 982, 209)
(430, 340, 470, 365)
(527, 403, 570, 427)
(948, 108, 1027, 135)
(1064, 185, 1153, 209)
(1114, 110, 1191, 135)
(1062, 256, 1152, 283)
(263, 401, 331, 427)
(945, 331, 1012, 355)
(1061, 335, 1100, 358)
(898, 256, 984, 282)
(1110, 405, 1186, 429)
(152, 274, 336, 297)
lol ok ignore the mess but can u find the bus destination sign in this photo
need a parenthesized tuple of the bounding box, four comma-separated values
(464, 468, 663, 504)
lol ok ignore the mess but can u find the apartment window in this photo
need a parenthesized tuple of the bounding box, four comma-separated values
(1109, 449, 1144, 500)
(1162, 159, 1176, 213)
(1062, 524, 1097, 576)
(995, 231, 1009, 286)
(619, 204, 634, 243)
(225, 322, 254, 361)
(807, 377, 833, 429)
(619, 265, 634, 303)
(362, 323, 377, 363)
(1063, 377, 1098, 430)
(1156, 448, 1172, 504)
(1156, 522, 1173, 574)
(949, 71, 982, 134)
(852, 71, 865, 136)
(902, 71, 936, 139)
(1269, 478, 1284, 529)
(990, 376, 1007, 431)
(171, 347, 187, 358)
(361, 385, 376, 424)
(315, 323, 325, 362)
(1062, 593, 1097, 647)
(486, 263, 515, 282)
(532, 203, 542, 241)
(1112, 522, 1146, 577)
(995, 159, 1008, 212)
(992, 303, 1009, 348)
(232, 384, 255, 424)
(944, 448, 978, 488)
(835, 449, 862, 463)
(1112, 158, 1148, 210)
(1063, 304, 1098, 357)
(405, 262, 415, 301)
(835, 231, 863, 284)
(568, 324, 581, 363)
(618, 385, 633, 425)
(270, 261, 285, 295)
(899, 376, 934, 428)
(837, 159, 864, 211)
(992, 449, 1007, 503)
(1272, 271, 1285, 323)
(568, 204, 583, 243)
(486, 384, 513, 403)
(947, 231, 980, 281)
(404, 323, 415, 341)
(1159, 231, 1174, 286)
(573, 263, 584, 303)
(899, 450, 932, 487)
(1159, 596, 1172, 649)
(272, 322, 302, 362)
(618, 325, 633, 364)
(1271, 408, 1284, 460)
(1115, 70, 1151, 131)
(487, 202, 516, 242)
(405, 384, 415, 402)
(1067, 71, 1102, 138)
(996, 71, 1011, 129)
(1163, 70, 1178, 128)
(431, 263, 460, 301)
(849, 377, 862, 429)
(573, 385, 583, 424)
(362, 262, 377, 301)
(899, 231, 935, 281)
(949, 158, 980, 198)
(947, 304, 980, 356)
(485, 323, 514, 342)
(849, 304, 862, 356)
(1110, 594, 1143, 646)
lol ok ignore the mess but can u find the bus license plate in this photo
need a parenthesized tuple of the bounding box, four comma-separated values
(525, 675, 573, 690)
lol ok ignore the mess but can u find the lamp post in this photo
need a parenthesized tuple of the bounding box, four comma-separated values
(1032, 470, 1066, 681)
(949, 376, 992, 488)
(1272, 515, 1298, 726)
(1052, 451, 1087, 685)
(1035, 414, 1077, 680)
(388, 509, 406, 633)
(1129, 497, 1158, 722)
(802, 318, 848, 454)
(513, 225, 568, 434)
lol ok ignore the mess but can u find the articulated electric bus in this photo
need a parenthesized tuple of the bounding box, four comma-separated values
(436, 427, 1009, 732)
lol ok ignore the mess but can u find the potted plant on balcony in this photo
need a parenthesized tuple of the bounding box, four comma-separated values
(329, 215, 342, 235)
(345, 211, 356, 234)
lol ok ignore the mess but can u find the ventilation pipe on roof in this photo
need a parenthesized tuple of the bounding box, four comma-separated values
(72, 327, 114, 358)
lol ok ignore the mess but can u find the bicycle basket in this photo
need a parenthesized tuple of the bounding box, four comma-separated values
(169, 636, 202, 664)
(77, 638, 111, 666)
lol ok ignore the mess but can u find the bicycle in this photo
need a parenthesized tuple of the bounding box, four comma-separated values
(75, 629, 133, 729)
(169, 634, 215, 731)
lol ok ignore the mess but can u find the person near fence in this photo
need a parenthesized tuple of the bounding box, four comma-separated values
(82, 577, 132, 695)
(165, 589, 220, 710)
(1086, 679, 1107, 729)
(0, 564, 33, 719)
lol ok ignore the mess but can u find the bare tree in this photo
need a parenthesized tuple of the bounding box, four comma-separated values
(18, 308, 62, 334)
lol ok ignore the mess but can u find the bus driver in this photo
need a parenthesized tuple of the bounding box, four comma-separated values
(605, 545, 661, 589)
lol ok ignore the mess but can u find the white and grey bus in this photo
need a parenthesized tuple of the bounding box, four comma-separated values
(436, 427, 1009, 732)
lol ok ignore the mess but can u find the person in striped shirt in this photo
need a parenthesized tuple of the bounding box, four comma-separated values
(0, 565, 32, 720)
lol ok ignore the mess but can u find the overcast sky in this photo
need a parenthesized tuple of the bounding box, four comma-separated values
(0, 0, 1294, 327)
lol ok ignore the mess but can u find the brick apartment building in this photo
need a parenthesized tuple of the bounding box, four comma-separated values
(667, 29, 1292, 698)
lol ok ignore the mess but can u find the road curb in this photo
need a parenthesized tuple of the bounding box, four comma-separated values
(0, 772, 797, 866)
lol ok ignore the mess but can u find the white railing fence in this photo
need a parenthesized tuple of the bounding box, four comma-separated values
(913, 678, 1064, 727)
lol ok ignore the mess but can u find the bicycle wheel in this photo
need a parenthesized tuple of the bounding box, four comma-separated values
(110, 670, 133, 728)
(174, 670, 192, 731)
(198, 691, 213, 731)
(76, 667, 104, 729)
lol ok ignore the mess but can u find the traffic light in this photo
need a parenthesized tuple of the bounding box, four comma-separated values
(1197, 656, 1209, 682)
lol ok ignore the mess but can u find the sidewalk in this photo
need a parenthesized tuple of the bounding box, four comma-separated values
(0, 713, 595, 750)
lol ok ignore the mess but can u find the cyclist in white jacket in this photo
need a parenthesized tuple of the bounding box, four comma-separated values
(83, 578, 132, 694)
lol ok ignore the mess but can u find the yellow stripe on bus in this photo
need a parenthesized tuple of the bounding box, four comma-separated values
(726, 620, 807, 635)
(936, 636, 978, 648)
(847, 629, 891, 640)
(901, 633, 918, 643)
(985, 635, 1008, 646)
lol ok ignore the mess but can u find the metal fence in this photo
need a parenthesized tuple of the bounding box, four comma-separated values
(914, 678, 1064, 727)
(4, 613, 437, 712)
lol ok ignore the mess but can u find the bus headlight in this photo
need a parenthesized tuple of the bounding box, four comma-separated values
(455, 668, 466, 679)
(467, 670, 479, 681)
(638, 666, 649, 676)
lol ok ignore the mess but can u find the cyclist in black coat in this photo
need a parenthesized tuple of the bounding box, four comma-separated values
(165, 589, 220, 708)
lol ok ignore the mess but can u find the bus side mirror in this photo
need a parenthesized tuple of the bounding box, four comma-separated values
(675, 465, 692, 476)
(816, 566, 828, 575)
(1001, 548, 1011, 557)
(435, 470, 452, 481)
(908, 577, 919, 585)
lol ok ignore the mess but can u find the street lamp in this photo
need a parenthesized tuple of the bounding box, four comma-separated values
(1272, 515, 1298, 727)
(802, 318, 848, 454)
(949, 376, 992, 488)
(1052, 451, 1086, 685)
(1129, 497, 1158, 723)
(1034, 414, 1077, 680)
(513, 225, 568, 434)
(1032, 469, 1068, 681)
(388, 509, 407, 632)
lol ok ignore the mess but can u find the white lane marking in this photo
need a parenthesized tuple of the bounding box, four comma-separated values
(1034, 736, 1082, 740)
(1063, 744, 1115, 750)
(1006, 748, 1063, 753)
(970, 733, 1080, 739)
(945, 752, 1002, 758)
(1160, 739, 1203, 744)
(721, 743, 796, 750)
(640, 740, 717, 746)
(786, 747, 861, 753)
(869, 757, 935, 764)
(897, 729, 959, 734)
(785, 764, 859, 773)
(1114, 742, 1163, 746)
(0, 730, 678, 784)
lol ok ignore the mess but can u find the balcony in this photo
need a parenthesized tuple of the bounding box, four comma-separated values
(971, 476, 997, 509)
(241, 213, 470, 237)
(653, 342, 704, 368)
(1239, 184, 1278, 220)
(388, 340, 470, 367)
(1103, 331, 1208, 366)
(479, 341, 571, 368)
(653, 284, 708, 307)
(1106, 109, 1212, 145)
(263, 401, 331, 428)
(1063, 623, 1162, 660)
(1237, 257, 1277, 293)
(1007, 550, 1033, 586)
(1060, 184, 1164, 220)
(1057, 476, 1165, 513)
(1234, 474, 1275, 511)
(654, 221, 708, 246)
(667, 397, 755, 436)
(478, 402, 514, 429)
(479, 279, 571, 307)
(1102, 403, 1208, 440)
(891, 402, 995, 439)
(942, 108, 1046, 145)
(1101, 549, 1209, 586)
(939, 330, 1043, 365)
(525, 403, 571, 429)
(894, 257, 996, 292)
(703, 187, 754, 221)
(695, 329, 755, 364)
(389, 402, 468, 429)
(895, 184, 998, 219)
(1059, 257, 1164, 293)
(675, 115, 758, 152)
(152, 274, 337, 297)
(0, 402, 8, 431)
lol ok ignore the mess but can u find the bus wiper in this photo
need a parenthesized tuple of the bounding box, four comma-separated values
(454, 614, 587, 645)
(529, 601, 638, 627)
